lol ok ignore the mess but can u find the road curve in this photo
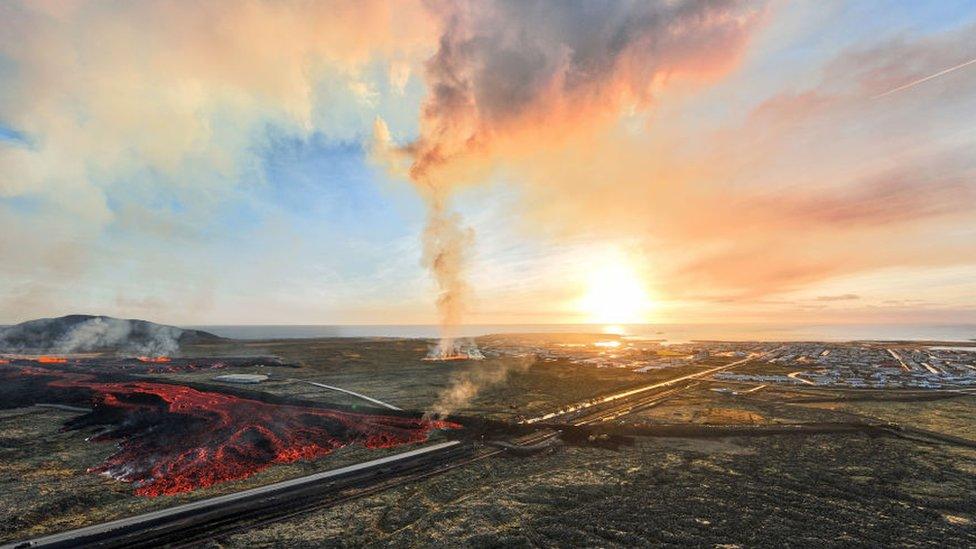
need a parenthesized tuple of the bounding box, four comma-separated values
(287, 378, 402, 410)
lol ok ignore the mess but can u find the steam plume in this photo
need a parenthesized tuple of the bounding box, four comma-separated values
(54, 317, 182, 356)
(371, 118, 478, 359)
(427, 355, 531, 418)
(0, 315, 205, 356)
(389, 0, 762, 355)
(421, 193, 476, 358)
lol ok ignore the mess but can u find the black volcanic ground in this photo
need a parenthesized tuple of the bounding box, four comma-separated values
(1, 334, 974, 546)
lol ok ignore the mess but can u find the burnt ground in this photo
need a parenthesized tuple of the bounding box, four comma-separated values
(222, 431, 976, 547)
(220, 383, 976, 547)
(0, 335, 649, 542)
(1, 335, 975, 546)
(166, 334, 656, 416)
(0, 404, 459, 540)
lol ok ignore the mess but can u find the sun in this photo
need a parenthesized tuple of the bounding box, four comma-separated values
(576, 255, 654, 324)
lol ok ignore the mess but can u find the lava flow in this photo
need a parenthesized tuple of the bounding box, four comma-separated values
(136, 356, 171, 363)
(14, 355, 282, 374)
(0, 366, 459, 496)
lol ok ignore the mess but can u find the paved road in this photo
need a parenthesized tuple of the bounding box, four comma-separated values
(5, 442, 462, 549)
(788, 371, 816, 385)
(886, 348, 912, 372)
(286, 378, 402, 410)
(525, 353, 767, 424)
(9, 352, 770, 548)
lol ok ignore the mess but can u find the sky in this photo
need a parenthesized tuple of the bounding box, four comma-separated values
(1, 0, 975, 326)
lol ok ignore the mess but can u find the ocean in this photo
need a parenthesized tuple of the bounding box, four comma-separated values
(192, 323, 976, 343)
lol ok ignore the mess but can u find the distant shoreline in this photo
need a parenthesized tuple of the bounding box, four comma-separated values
(186, 323, 976, 343)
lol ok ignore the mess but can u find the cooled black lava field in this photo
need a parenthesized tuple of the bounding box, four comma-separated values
(2, 334, 975, 546)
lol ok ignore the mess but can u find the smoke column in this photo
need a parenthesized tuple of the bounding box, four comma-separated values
(371, 118, 480, 360)
(375, 1, 762, 357)
(421, 190, 475, 358)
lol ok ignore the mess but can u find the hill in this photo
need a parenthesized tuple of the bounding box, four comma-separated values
(0, 315, 223, 355)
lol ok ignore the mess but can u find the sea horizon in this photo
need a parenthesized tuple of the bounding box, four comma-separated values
(190, 322, 976, 343)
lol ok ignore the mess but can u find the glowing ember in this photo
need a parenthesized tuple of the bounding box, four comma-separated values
(1, 366, 459, 496)
(127, 357, 227, 374)
(0, 359, 8, 364)
(4, 356, 286, 374)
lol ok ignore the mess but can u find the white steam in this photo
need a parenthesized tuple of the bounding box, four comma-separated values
(0, 316, 186, 356)
(54, 318, 182, 356)
(426, 337, 485, 361)
(426, 355, 531, 418)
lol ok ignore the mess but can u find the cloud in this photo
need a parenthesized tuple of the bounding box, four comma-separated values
(0, 0, 435, 201)
(2, 1, 974, 324)
(500, 20, 976, 304)
(405, 0, 765, 188)
(814, 294, 860, 302)
(0, 0, 435, 319)
(374, 0, 765, 338)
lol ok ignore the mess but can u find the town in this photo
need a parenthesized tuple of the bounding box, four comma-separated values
(481, 336, 976, 390)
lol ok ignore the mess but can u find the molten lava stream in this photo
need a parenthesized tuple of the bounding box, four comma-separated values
(36, 356, 69, 363)
(1, 366, 460, 496)
(136, 356, 171, 363)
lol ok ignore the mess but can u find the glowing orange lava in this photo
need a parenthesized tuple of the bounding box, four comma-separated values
(136, 356, 172, 363)
(36, 356, 68, 364)
(2, 366, 459, 496)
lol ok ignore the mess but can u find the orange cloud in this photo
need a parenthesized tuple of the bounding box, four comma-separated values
(497, 22, 976, 305)
(405, 0, 766, 189)
(0, 0, 439, 318)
